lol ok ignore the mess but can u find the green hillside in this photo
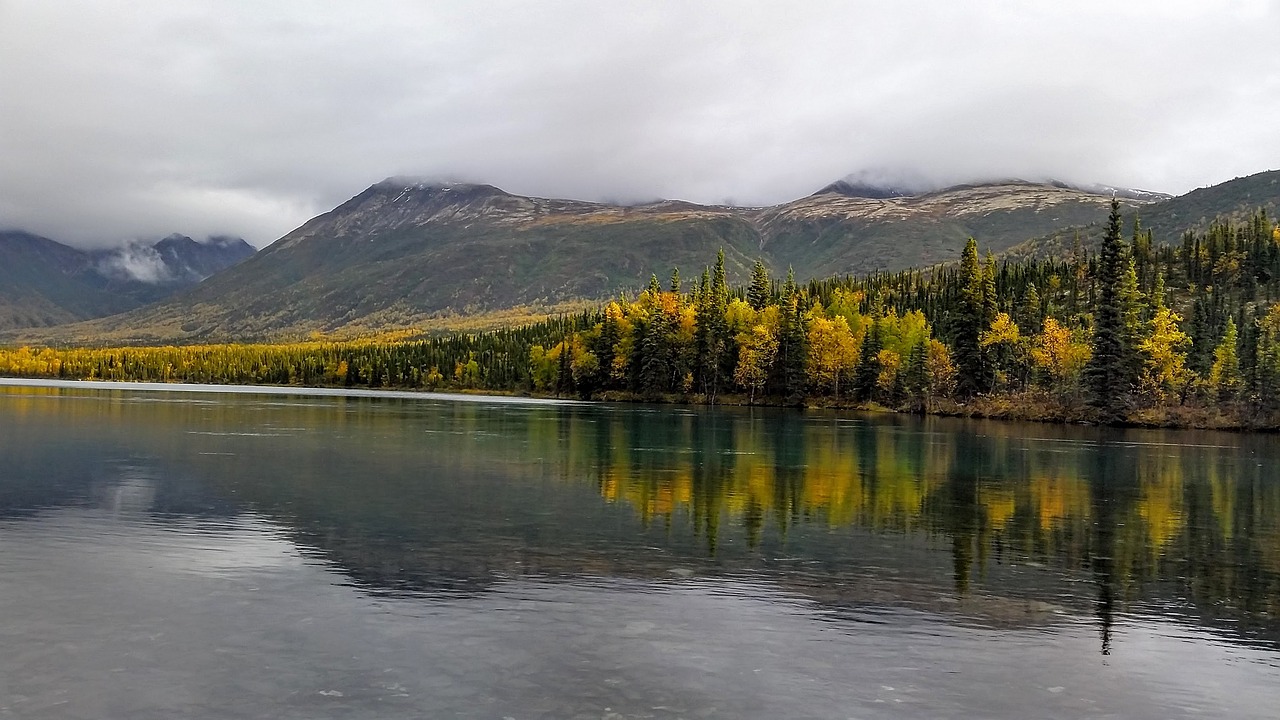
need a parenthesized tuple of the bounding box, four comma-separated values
(1006, 170, 1280, 261)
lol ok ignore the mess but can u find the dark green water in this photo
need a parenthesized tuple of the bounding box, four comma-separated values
(1, 379, 1278, 719)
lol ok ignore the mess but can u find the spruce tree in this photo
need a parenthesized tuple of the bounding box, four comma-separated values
(1119, 253, 1145, 382)
(1256, 305, 1280, 415)
(555, 338, 573, 397)
(593, 310, 620, 389)
(1084, 199, 1141, 420)
(982, 251, 999, 327)
(780, 288, 809, 405)
(954, 238, 987, 398)
(696, 250, 731, 400)
(1022, 282, 1042, 330)
(853, 319, 884, 402)
(748, 260, 771, 311)
(903, 337, 931, 411)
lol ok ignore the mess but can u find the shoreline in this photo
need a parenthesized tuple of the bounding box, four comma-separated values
(2, 376, 1274, 432)
(0, 377, 584, 406)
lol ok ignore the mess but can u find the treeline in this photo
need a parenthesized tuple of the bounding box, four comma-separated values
(0, 314, 596, 392)
(2, 201, 1280, 427)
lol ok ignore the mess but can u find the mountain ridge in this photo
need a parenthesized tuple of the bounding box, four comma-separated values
(0, 231, 255, 330)
(1005, 170, 1280, 261)
(8, 168, 1277, 344)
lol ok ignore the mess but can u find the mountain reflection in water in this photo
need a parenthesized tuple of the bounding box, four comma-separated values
(1, 381, 1278, 719)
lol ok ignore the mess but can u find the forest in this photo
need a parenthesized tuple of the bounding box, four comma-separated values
(2, 201, 1279, 429)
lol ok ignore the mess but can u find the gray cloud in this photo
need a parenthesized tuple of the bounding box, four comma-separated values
(2, 0, 1278, 248)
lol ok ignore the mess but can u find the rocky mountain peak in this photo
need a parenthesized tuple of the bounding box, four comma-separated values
(812, 180, 914, 200)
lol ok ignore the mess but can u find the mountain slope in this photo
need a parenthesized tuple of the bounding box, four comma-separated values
(91, 234, 257, 304)
(19, 169, 1276, 343)
(64, 182, 762, 339)
(0, 231, 255, 330)
(0, 231, 141, 328)
(50, 178, 1149, 341)
(149, 234, 257, 284)
(1006, 170, 1280, 261)
(759, 181, 1139, 278)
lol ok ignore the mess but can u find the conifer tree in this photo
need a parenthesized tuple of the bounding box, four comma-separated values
(982, 251, 999, 327)
(1085, 200, 1141, 420)
(1022, 282, 1042, 330)
(556, 338, 573, 397)
(748, 260, 771, 311)
(696, 250, 731, 400)
(903, 338, 931, 411)
(853, 318, 884, 402)
(785, 301, 809, 405)
(954, 238, 987, 397)
(1119, 253, 1145, 381)
(1255, 304, 1280, 414)
(772, 269, 808, 404)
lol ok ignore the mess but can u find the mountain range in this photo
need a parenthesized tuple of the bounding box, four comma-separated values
(4, 169, 1278, 343)
(0, 231, 254, 330)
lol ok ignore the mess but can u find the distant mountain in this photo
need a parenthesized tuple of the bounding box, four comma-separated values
(760, 179, 1144, 279)
(57, 181, 763, 340)
(91, 234, 256, 301)
(44, 177, 1151, 341)
(0, 231, 137, 329)
(15, 169, 1277, 344)
(1055, 181, 1172, 203)
(0, 231, 254, 330)
(812, 180, 912, 200)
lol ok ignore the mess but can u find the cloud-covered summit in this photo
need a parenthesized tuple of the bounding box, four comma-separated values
(94, 235, 256, 284)
(2, 1, 1277, 249)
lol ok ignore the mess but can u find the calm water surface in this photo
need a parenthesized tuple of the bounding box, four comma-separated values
(1, 380, 1278, 719)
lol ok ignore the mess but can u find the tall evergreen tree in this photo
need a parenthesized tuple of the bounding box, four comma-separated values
(853, 318, 884, 402)
(780, 287, 809, 405)
(1119, 253, 1145, 382)
(748, 260, 771, 311)
(982, 251, 999, 327)
(640, 304, 674, 396)
(1255, 304, 1280, 415)
(696, 250, 731, 400)
(1021, 282, 1042, 330)
(592, 308, 620, 389)
(1085, 200, 1142, 420)
(954, 238, 987, 398)
(903, 337, 931, 412)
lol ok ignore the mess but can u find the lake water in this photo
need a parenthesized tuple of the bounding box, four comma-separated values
(1, 379, 1278, 719)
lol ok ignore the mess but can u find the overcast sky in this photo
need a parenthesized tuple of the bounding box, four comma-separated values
(2, 1, 1278, 248)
